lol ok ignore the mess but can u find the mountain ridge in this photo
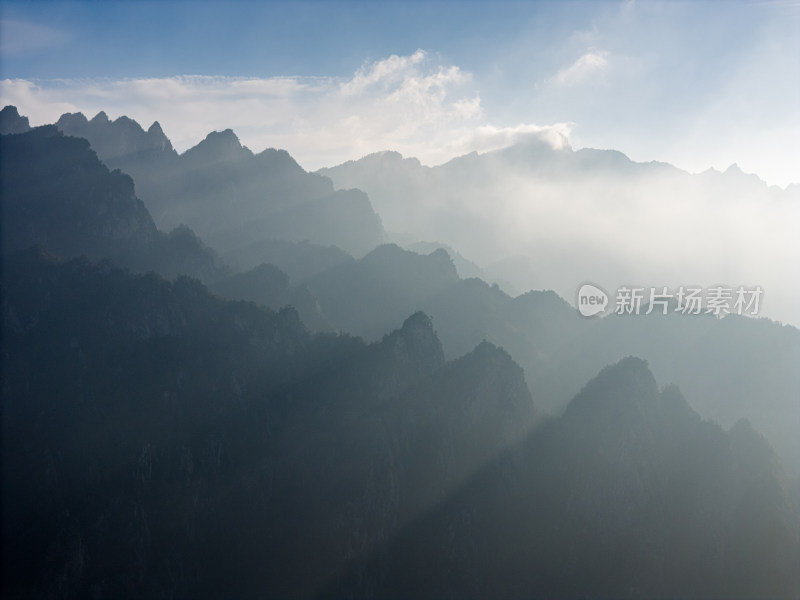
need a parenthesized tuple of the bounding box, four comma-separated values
(2, 103, 799, 599)
(45, 106, 387, 258)
(0, 125, 226, 282)
(324, 355, 800, 599)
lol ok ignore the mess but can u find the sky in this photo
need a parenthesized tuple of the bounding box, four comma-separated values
(1, 0, 799, 187)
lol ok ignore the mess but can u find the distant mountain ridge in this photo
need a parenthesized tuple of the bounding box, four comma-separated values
(319, 140, 800, 328)
(3, 108, 797, 478)
(0, 125, 225, 282)
(55, 110, 175, 162)
(302, 242, 800, 475)
(50, 107, 386, 258)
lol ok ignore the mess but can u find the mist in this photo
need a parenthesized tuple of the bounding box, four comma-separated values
(2, 2, 800, 594)
(320, 136, 800, 326)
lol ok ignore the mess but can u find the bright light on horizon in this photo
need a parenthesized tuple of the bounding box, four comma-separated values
(2, 67, 797, 189)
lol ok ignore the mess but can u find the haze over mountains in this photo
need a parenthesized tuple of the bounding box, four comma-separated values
(2, 105, 799, 598)
(320, 143, 800, 328)
(53, 109, 385, 260)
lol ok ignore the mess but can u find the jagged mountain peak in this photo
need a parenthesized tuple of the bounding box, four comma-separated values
(146, 121, 173, 151)
(361, 150, 409, 164)
(0, 105, 22, 120)
(112, 114, 146, 133)
(469, 339, 513, 362)
(0, 105, 32, 134)
(362, 242, 406, 260)
(254, 146, 306, 173)
(379, 311, 445, 373)
(725, 162, 743, 175)
(183, 128, 251, 162)
(54, 109, 179, 168)
(202, 128, 241, 146)
(512, 288, 572, 311)
(399, 310, 436, 338)
(361, 243, 458, 280)
(565, 356, 659, 417)
(46, 106, 385, 257)
(721, 162, 768, 186)
(55, 111, 89, 129)
(319, 150, 423, 176)
(91, 110, 110, 124)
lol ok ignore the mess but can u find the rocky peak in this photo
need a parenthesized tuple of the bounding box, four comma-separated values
(362, 244, 459, 283)
(147, 121, 174, 152)
(113, 115, 146, 135)
(0, 105, 31, 134)
(1, 126, 159, 259)
(55, 111, 89, 130)
(428, 247, 456, 270)
(255, 147, 303, 169)
(564, 356, 660, 421)
(383, 311, 445, 374)
(183, 128, 251, 164)
(91, 110, 110, 124)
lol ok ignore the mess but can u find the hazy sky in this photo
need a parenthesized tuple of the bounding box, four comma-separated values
(1, 0, 799, 186)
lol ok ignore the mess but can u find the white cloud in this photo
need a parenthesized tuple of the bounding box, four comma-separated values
(0, 51, 567, 170)
(553, 50, 609, 86)
(341, 49, 429, 95)
(431, 122, 574, 163)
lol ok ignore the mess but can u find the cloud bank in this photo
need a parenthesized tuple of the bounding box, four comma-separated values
(0, 50, 570, 170)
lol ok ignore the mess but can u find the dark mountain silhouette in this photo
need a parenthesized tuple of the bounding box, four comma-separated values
(2, 105, 798, 599)
(55, 110, 176, 166)
(0, 126, 225, 282)
(0, 105, 31, 134)
(325, 357, 800, 599)
(405, 240, 487, 280)
(209, 263, 330, 331)
(2, 249, 537, 598)
(306, 243, 460, 340)
(11, 251, 794, 599)
(2, 126, 157, 253)
(53, 109, 386, 258)
(300, 243, 800, 474)
(534, 309, 800, 475)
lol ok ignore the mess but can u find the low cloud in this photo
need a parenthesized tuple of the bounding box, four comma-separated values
(0, 50, 568, 170)
(433, 122, 574, 163)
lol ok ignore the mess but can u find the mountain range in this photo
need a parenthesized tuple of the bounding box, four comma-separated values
(53, 109, 385, 259)
(319, 142, 800, 328)
(4, 250, 797, 598)
(2, 104, 798, 598)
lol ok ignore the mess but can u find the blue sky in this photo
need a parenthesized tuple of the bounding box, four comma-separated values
(1, 0, 799, 186)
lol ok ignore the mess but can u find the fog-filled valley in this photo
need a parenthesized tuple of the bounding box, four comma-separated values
(2, 104, 799, 599)
(319, 143, 800, 328)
